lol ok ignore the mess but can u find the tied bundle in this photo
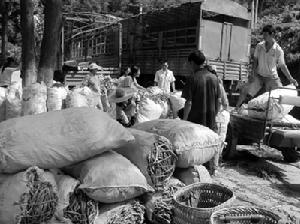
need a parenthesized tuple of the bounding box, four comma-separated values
(95, 201, 145, 224)
(0, 166, 58, 224)
(115, 129, 177, 189)
(63, 189, 98, 224)
(150, 178, 185, 224)
(147, 135, 177, 188)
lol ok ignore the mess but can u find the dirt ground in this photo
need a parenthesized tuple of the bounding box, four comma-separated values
(213, 147, 300, 224)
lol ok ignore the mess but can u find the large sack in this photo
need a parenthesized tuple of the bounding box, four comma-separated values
(169, 91, 185, 115)
(22, 82, 47, 116)
(248, 85, 297, 121)
(5, 81, 22, 120)
(114, 129, 177, 188)
(134, 119, 220, 168)
(63, 151, 153, 203)
(47, 86, 68, 111)
(136, 97, 163, 123)
(95, 201, 145, 224)
(0, 107, 134, 173)
(174, 165, 212, 186)
(0, 166, 58, 224)
(75, 86, 102, 109)
(0, 87, 7, 122)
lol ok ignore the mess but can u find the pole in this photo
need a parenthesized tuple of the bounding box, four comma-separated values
(1, 1, 8, 64)
(255, 0, 259, 29)
(251, 0, 255, 29)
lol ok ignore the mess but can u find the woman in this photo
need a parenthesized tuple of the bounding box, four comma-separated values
(120, 65, 143, 90)
(110, 88, 138, 127)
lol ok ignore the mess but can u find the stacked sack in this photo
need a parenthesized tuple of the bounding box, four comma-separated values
(0, 87, 7, 121)
(47, 84, 69, 111)
(136, 87, 171, 123)
(0, 107, 158, 224)
(22, 82, 47, 116)
(247, 84, 297, 121)
(5, 81, 22, 120)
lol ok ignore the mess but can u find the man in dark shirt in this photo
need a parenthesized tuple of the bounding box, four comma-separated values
(182, 50, 221, 131)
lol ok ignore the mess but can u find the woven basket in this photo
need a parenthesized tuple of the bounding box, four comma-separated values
(173, 183, 235, 224)
(210, 206, 281, 224)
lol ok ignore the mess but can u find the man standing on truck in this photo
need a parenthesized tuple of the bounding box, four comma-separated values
(236, 24, 298, 108)
(154, 60, 176, 93)
(182, 50, 221, 131)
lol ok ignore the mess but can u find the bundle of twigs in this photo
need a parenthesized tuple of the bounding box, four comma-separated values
(17, 169, 58, 224)
(147, 135, 177, 189)
(151, 178, 185, 224)
(106, 201, 145, 224)
(63, 189, 98, 224)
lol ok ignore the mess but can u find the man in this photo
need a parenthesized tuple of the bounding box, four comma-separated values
(236, 24, 298, 108)
(154, 60, 176, 93)
(182, 50, 221, 131)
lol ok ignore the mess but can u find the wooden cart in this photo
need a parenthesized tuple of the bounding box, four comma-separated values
(224, 88, 300, 162)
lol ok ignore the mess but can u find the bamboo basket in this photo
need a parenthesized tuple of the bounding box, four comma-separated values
(210, 206, 281, 224)
(172, 183, 235, 224)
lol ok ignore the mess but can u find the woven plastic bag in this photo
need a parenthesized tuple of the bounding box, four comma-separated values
(47, 86, 68, 111)
(22, 82, 47, 116)
(65, 91, 89, 108)
(174, 165, 212, 186)
(0, 107, 134, 173)
(114, 129, 177, 188)
(0, 166, 58, 224)
(5, 82, 22, 120)
(248, 84, 297, 121)
(137, 97, 163, 123)
(63, 151, 154, 203)
(0, 87, 7, 122)
(169, 91, 185, 115)
(215, 110, 230, 143)
(134, 119, 220, 168)
(95, 200, 145, 224)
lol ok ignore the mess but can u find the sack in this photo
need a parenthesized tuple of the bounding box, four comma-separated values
(134, 119, 220, 168)
(65, 91, 89, 108)
(63, 151, 153, 203)
(0, 166, 58, 224)
(95, 201, 145, 224)
(0, 107, 134, 173)
(137, 98, 163, 123)
(174, 165, 212, 186)
(5, 82, 22, 120)
(159, 100, 170, 119)
(248, 85, 297, 121)
(22, 82, 47, 116)
(0, 87, 7, 122)
(215, 110, 230, 143)
(47, 86, 68, 111)
(169, 91, 185, 115)
(114, 129, 177, 188)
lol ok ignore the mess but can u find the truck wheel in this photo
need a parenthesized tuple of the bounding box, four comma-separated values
(281, 147, 300, 163)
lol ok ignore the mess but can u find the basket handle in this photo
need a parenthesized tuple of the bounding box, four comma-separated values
(219, 215, 265, 223)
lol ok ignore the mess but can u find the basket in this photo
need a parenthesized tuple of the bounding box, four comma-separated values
(172, 183, 235, 224)
(210, 206, 281, 224)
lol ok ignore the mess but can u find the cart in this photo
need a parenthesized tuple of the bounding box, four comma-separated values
(223, 87, 300, 163)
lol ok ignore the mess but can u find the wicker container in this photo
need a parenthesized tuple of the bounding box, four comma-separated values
(210, 206, 281, 224)
(172, 183, 235, 224)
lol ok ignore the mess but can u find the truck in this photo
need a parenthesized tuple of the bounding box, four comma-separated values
(64, 0, 252, 104)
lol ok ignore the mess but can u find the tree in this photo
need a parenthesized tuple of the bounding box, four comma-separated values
(38, 0, 62, 86)
(20, 0, 37, 86)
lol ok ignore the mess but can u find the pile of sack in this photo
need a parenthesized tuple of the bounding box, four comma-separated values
(136, 86, 172, 123)
(239, 84, 298, 121)
(0, 107, 218, 224)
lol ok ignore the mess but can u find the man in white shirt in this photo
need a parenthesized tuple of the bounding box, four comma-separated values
(154, 60, 176, 93)
(236, 25, 298, 108)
